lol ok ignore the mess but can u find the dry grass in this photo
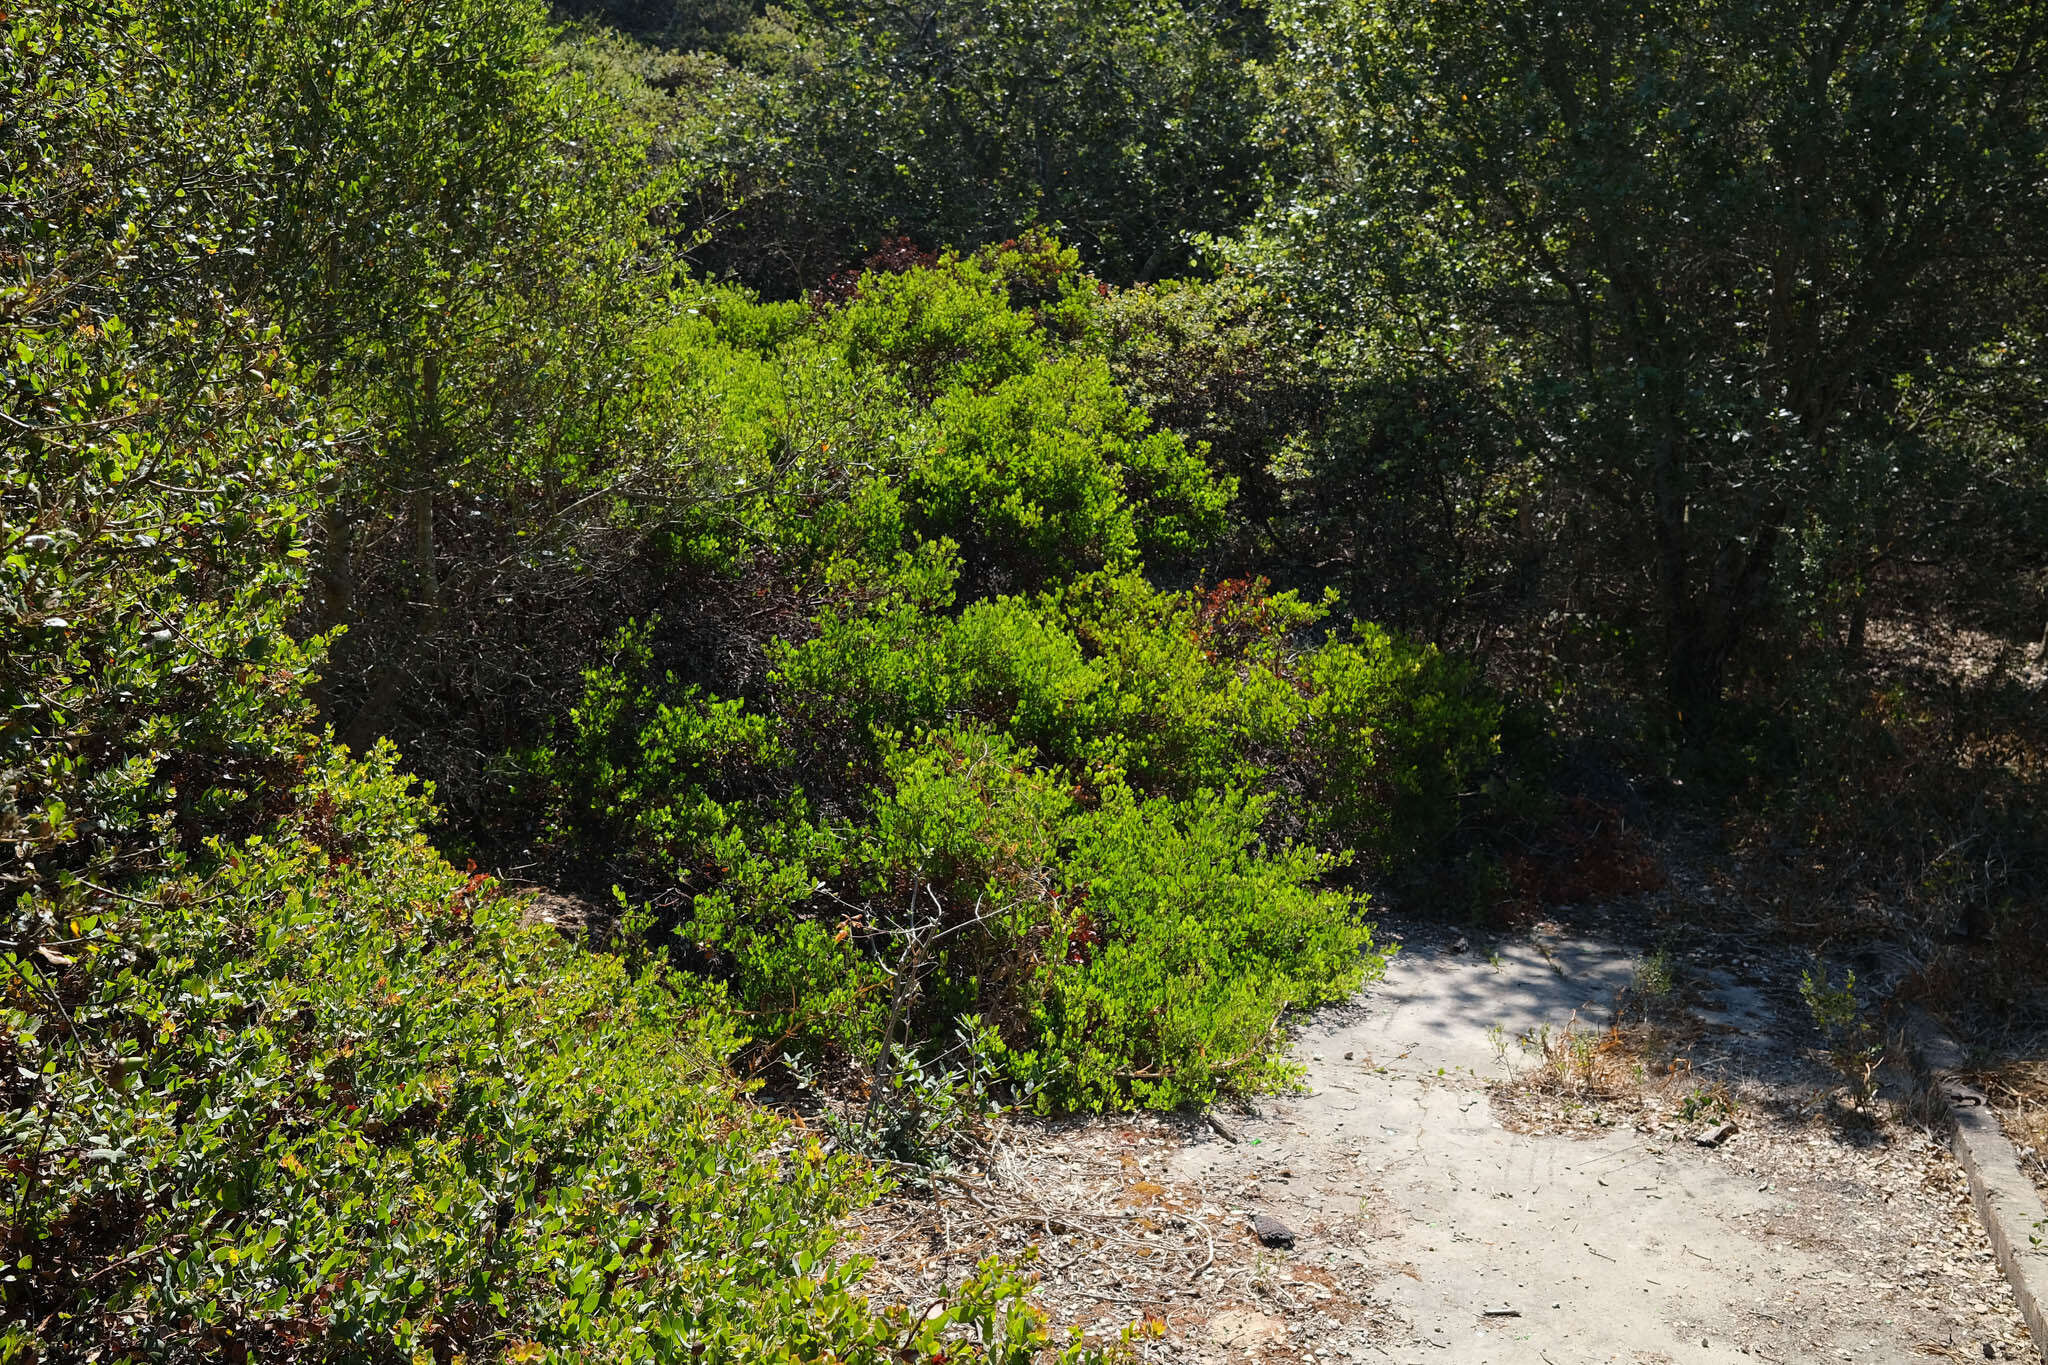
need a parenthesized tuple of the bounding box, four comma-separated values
(1966, 1057, 2048, 1204)
(1489, 956, 1739, 1136)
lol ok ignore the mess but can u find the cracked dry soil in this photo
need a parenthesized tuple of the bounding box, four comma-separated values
(846, 913, 2037, 1364)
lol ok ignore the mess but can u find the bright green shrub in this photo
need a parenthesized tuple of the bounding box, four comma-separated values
(541, 626, 1391, 1112)
(943, 598, 1102, 762)
(767, 555, 1084, 779)
(698, 287, 813, 354)
(842, 737, 1378, 1114)
(689, 861, 880, 1060)
(917, 359, 1144, 576)
(854, 730, 1074, 1038)
(639, 318, 801, 466)
(636, 247, 1228, 593)
(672, 727, 1381, 1113)
(529, 619, 787, 876)
(634, 311, 929, 576)
(1303, 623, 1502, 865)
(916, 358, 1228, 581)
(766, 567, 1322, 801)
(1026, 785, 1376, 1111)
(764, 543, 968, 769)
(1042, 573, 1317, 794)
(825, 253, 1048, 398)
(810, 248, 1231, 581)
(864, 730, 1071, 909)
(607, 726, 1077, 1066)
(548, 566, 1477, 1118)
(2, 748, 1098, 1362)
(647, 318, 920, 483)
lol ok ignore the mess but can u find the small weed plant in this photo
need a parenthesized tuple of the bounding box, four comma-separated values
(1677, 1083, 1738, 1125)
(1635, 946, 1676, 999)
(1520, 1014, 1606, 1094)
(1800, 967, 1883, 1106)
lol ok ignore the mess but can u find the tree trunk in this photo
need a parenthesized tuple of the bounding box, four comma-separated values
(1649, 433, 1708, 726)
(410, 346, 445, 639)
(313, 504, 353, 635)
(409, 487, 440, 626)
(1664, 629, 1725, 735)
(1663, 517, 1784, 734)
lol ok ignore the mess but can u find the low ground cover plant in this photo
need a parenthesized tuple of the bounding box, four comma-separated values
(3, 750, 1101, 1361)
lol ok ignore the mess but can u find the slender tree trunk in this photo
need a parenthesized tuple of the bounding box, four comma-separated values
(313, 504, 353, 634)
(342, 349, 445, 750)
(1649, 432, 1711, 727)
(410, 348, 445, 640)
(1664, 517, 1784, 733)
(409, 487, 440, 625)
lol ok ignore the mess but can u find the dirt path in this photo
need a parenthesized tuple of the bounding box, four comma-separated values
(853, 917, 2038, 1363)
(1158, 923, 2032, 1362)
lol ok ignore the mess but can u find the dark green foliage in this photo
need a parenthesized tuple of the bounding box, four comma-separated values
(108, 0, 735, 824)
(663, 0, 1273, 291)
(555, 0, 762, 55)
(1238, 0, 2048, 722)
(1092, 272, 1320, 540)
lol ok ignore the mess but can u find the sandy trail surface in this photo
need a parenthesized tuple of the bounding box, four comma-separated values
(1156, 924, 2031, 1362)
(852, 917, 2036, 1363)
